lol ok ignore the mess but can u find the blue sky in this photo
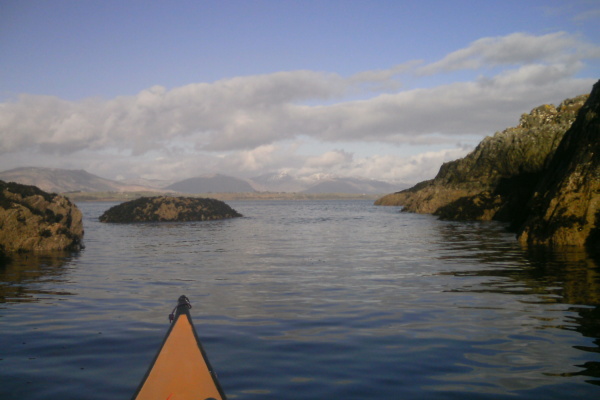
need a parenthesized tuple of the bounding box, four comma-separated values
(1, 0, 599, 185)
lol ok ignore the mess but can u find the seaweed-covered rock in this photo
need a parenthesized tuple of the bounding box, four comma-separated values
(99, 196, 242, 223)
(0, 180, 84, 254)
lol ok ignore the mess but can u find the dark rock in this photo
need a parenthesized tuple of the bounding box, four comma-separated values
(518, 80, 600, 251)
(99, 196, 242, 223)
(0, 180, 84, 254)
(434, 191, 504, 221)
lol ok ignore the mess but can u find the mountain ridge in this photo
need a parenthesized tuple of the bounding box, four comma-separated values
(166, 174, 256, 193)
(0, 167, 155, 193)
(0, 167, 403, 195)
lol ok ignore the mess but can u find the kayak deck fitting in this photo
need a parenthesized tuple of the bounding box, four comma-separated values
(132, 295, 227, 400)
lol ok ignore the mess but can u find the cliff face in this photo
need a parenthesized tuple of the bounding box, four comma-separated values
(0, 181, 84, 254)
(375, 81, 600, 250)
(99, 196, 242, 223)
(375, 93, 589, 221)
(518, 81, 600, 252)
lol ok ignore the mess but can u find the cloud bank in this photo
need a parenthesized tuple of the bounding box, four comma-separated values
(1, 32, 597, 184)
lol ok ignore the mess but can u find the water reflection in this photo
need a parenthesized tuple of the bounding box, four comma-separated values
(2, 201, 600, 398)
(564, 305, 600, 385)
(524, 248, 600, 305)
(434, 221, 600, 387)
(0, 252, 77, 303)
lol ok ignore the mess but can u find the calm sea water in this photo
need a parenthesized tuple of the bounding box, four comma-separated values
(1, 200, 599, 399)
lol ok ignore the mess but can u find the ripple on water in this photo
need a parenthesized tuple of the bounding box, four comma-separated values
(1, 200, 599, 399)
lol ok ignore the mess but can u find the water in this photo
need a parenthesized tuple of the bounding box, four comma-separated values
(1, 200, 599, 399)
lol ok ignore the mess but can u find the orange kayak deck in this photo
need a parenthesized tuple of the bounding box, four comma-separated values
(132, 297, 227, 400)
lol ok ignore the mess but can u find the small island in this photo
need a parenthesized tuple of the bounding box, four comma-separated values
(99, 196, 242, 223)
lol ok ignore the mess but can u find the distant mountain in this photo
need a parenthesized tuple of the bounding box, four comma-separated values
(248, 172, 307, 192)
(249, 172, 407, 194)
(302, 177, 407, 194)
(0, 167, 154, 193)
(166, 174, 256, 193)
(0, 167, 406, 195)
(119, 177, 175, 189)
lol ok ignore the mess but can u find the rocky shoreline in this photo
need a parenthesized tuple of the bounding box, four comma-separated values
(376, 80, 599, 253)
(0, 180, 84, 254)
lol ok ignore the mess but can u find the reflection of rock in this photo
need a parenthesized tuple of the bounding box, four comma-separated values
(0, 180, 84, 254)
(0, 252, 75, 302)
(518, 81, 600, 252)
(523, 248, 600, 305)
(99, 196, 242, 223)
(438, 239, 600, 382)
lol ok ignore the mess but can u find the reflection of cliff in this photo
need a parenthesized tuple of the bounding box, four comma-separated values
(522, 249, 600, 305)
(561, 305, 600, 385)
(435, 227, 600, 383)
(0, 252, 75, 302)
(437, 229, 600, 306)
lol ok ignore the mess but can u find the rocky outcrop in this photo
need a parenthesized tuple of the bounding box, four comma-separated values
(375, 81, 600, 250)
(0, 180, 84, 254)
(518, 81, 600, 252)
(375, 92, 589, 224)
(99, 196, 242, 223)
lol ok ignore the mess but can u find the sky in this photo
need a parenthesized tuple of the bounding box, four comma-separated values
(1, 0, 599, 185)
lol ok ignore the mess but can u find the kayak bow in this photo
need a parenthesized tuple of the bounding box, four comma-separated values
(132, 295, 227, 400)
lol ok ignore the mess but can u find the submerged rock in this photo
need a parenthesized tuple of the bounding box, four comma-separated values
(99, 196, 242, 223)
(0, 180, 84, 254)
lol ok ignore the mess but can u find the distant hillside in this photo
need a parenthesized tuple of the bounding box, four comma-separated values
(166, 174, 256, 193)
(302, 177, 406, 194)
(0, 167, 406, 196)
(249, 172, 307, 192)
(0, 167, 153, 193)
(249, 172, 406, 194)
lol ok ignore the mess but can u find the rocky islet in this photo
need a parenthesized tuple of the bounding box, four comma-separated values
(99, 196, 242, 223)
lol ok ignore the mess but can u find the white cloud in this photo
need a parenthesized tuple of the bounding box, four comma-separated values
(0, 31, 597, 184)
(572, 8, 600, 22)
(334, 147, 472, 184)
(305, 150, 353, 168)
(418, 32, 599, 75)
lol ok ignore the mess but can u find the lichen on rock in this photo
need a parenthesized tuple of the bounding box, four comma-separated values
(0, 180, 84, 254)
(99, 196, 242, 223)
